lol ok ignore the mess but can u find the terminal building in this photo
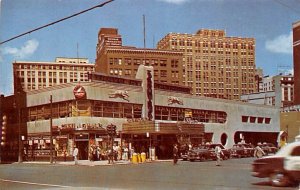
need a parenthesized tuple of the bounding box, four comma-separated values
(0, 65, 280, 162)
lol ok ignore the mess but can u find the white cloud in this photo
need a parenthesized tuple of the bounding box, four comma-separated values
(157, 0, 191, 5)
(265, 32, 292, 54)
(1, 39, 39, 59)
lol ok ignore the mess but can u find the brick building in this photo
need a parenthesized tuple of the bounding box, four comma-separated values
(95, 28, 184, 86)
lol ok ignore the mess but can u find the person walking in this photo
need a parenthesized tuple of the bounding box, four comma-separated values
(254, 143, 265, 158)
(215, 145, 222, 166)
(173, 144, 179, 165)
(73, 146, 79, 165)
(123, 146, 129, 161)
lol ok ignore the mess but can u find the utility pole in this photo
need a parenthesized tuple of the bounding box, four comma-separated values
(50, 95, 53, 163)
(18, 103, 22, 163)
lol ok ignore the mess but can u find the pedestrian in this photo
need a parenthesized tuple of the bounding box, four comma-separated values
(54, 147, 58, 163)
(73, 146, 79, 165)
(123, 146, 129, 161)
(173, 144, 178, 165)
(63, 149, 67, 162)
(96, 146, 101, 161)
(107, 148, 114, 164)
(215, 145, 222, 166)
(89, 145, 94, 161)
(92, 145, 97, 161)
(254, 143, 265, 158)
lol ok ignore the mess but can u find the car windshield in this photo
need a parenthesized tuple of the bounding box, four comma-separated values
(275, 142, 300, 157)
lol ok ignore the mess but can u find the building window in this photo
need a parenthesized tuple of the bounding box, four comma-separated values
(242, 116, 249, 123)
(249, 117, 256, 123)
(257, 117, 264, 123)
(265, 118, 271, 124)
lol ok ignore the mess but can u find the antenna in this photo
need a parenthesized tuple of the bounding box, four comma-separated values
(143, 15, 146, 49)
(143, 15, 146, 65)
(77, 42, 79, 59)
(153, 35, 155, 48)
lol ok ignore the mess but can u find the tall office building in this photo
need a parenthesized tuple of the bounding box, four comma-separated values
(293, 21, 300, 105)
(157, 29, 257, 100)
(95, 28, 184, 86)
(13, 57, 94, 93)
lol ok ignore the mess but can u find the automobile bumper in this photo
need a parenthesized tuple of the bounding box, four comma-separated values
(251, 172, 264, 178)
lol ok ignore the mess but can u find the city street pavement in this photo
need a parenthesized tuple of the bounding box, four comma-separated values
(1, 158, 299, 190)
(21, 159, 171, 166)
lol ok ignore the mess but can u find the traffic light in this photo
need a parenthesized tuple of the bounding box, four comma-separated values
(112, 125, 116, 136)
(1, 115, 7, 146)
(106, 124, 117, 137)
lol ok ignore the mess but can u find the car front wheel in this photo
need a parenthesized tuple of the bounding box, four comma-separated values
(269, 172, 290, 187)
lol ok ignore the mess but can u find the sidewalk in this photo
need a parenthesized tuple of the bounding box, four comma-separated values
(21, 159, 172, 166)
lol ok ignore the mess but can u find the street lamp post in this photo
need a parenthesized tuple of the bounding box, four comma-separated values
(50, 95, 53, 164)
(18, 105, 22, 163)
(14, 95, 23, 163)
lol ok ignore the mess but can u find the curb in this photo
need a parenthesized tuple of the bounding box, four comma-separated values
(14, 159, 173, 166)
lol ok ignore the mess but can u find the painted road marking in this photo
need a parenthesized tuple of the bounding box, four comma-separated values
(0, 178, 71, 188)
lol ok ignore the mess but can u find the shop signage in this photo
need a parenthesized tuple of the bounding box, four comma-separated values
(73, 84, 87, 99)
(60, 123, 103, 131)
(127, 118, 151, 123)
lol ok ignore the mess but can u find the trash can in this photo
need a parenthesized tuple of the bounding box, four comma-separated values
(141, 152, 146, 163)
(137, 153, 142, 163)
(132, 153, 138, 164)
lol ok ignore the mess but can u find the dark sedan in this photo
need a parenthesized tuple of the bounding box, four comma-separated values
(187, 146, 214, 162)
(230, 143, 254, 158)
(252, 141, 300, 187)
(203, 144, 231, 160)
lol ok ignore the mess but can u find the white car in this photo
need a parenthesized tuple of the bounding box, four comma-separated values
(252, 141, 300, 187)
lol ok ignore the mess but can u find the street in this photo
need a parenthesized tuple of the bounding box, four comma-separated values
(0, 158, 299, 190)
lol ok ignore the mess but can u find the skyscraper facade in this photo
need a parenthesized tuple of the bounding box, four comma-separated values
(293, 21, 300, 105)
(13, 57, 94, 93)
(157, 29, 257, 100)
(95, 28, 184, 86)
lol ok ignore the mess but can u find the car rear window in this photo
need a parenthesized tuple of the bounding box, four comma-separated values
(291, 146, 300, 156)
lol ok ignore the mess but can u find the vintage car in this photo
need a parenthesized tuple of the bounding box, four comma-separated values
(179, 144, 190, 161)
(252, 141, 300, 187)
(259, 143, 278, 155)
(203, 144, 231, 160)
(187, 145, 215, 162)
(230, 143, 254, 158)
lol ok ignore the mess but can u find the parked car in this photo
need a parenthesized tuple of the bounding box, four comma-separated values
(230, 143, 254, 158)
(203, 144, 231, 160)
(259, 143, 278, 155)
(252, 141, 300, 187)
(187, 145, 214, 162)
(179, 144, 189, 161)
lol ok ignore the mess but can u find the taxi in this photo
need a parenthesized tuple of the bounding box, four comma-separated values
(252, 141, 300, 187)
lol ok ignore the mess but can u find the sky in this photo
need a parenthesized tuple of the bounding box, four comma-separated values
(0, 0, 299, 96)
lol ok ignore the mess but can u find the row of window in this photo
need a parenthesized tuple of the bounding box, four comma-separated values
(169, 37, 254, 50)
(16, 64, 93, 71)
(27, 100, 229, 124)
(241, 116, 271, 124)
(109, 58, 179, 68)
(28, 100, 143, 121)
(154, 106, 227, 123)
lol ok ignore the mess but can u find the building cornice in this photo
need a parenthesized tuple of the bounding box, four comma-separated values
(104, 47, 183, 56)
(13, 61, 95, 67)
